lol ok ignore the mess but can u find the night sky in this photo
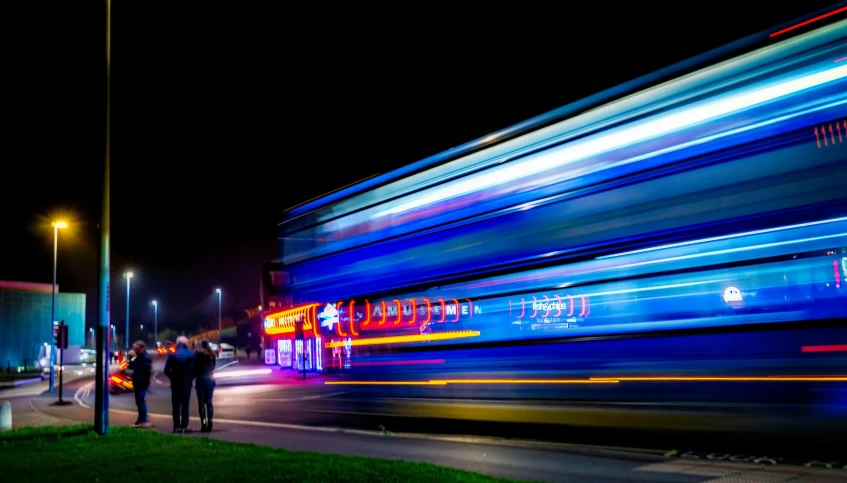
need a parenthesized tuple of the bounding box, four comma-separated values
(1, 1, 840, 336)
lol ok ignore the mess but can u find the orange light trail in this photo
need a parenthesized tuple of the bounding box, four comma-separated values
(589, 376, 847, 382)
(324, 330, 480, 348)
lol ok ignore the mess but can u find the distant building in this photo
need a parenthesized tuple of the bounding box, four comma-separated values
(0, 280, 85, 369)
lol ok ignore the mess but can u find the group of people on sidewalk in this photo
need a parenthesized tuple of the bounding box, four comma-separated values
(127, 335, 217, 433)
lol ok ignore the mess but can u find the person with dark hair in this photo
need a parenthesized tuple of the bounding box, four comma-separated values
(192, 339, 217, 432)
(128, 340, 152, 428)
(164, 335, 195, 433)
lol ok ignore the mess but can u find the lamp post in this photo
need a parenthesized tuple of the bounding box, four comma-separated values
(110, 325, 115, 355)
(152, 300, 158, 344)
(124, 272, 133, 351)
(89, 328, 94, 348)
(215, 288, 222, 341)
(49, 221, 67, 392)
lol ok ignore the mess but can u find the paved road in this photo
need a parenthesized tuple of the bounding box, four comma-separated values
(4, 360, 845, 482)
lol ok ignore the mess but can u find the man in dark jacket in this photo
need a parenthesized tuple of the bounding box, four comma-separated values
(128, 340, 152, 428)
(164, 335, 195, 433)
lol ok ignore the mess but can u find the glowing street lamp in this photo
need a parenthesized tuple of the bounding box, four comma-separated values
(151, 300, 158, 344)
(49, 220, 67, 392)
(124, 272, 133, 351)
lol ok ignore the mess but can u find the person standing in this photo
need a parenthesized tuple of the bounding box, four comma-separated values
(128, 340, 152, 428)
(164, 335, 195, 433)
(192, 339, 217, 432)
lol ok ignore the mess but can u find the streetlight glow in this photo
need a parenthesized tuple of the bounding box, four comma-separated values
(215, 288, 222, 342)
(53, 221, 68, 229)
(151, 300, 158, 344)
(216, 288, 221, 294)
(152, 300, 157, 306)
(126, 272, 133, 279)
(124, 272, 133, 351)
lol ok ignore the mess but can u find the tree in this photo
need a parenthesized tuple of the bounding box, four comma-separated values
(158, 328, 179, 344)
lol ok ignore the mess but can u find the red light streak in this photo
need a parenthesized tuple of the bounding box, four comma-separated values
(465, 299, 473, 318)
(392, 299, 402, 325)
(408, 299, 417, 325)
(542, 296, 551, 317)
(769, 6, 847, 38)
(452, 299, 460, 322)
(815, 126, 821, 148)
(530, 296, 538, 317)
(348, 300, 359, 336)
(379, 301, 387, 325)
(836, 56, 847, 63)
(830, 123, 835, 144)
(554, 295, 563, 317)
(438, 299, 446, 323)
(362, 300, 371, 327)
(802, 344, 847, 353)
(837, 121, 843, 143)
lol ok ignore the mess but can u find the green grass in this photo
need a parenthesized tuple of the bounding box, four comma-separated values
(0, 425, 521, 483)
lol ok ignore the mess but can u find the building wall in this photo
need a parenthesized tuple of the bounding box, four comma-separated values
(0, 287, 85, 368)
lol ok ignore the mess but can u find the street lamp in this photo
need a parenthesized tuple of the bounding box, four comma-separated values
(124, 272, 133, 351)
(151, 300, 158, 344)
(110, 325, 116, 355)
(215, 288, 222, 341)
(49, 220, 67, 392)
(89, 327, 94, 348)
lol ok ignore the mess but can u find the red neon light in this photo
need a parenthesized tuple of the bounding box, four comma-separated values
(421, 298, 432, 329)
(835, 260, 842, 289)
(554, 295, 563, 317)
(566, 295, 574, 316)
(802, 344, 847, 353)
(336, 302, 347, 337)
(348, 300, 359, 336)
(392, 299, 402, 325)
(837, 121, 843, 143)
(830, 123, 835, 144)
(465, 299, 473, 318)
(530, 296, 538, 317)
(408, 299, 417, 325)
(518, 298, 525, 318)
(836, 56, 847, 63)
(379, 301, 387, 325)
(452, 299, 460, 322)
(542, 296, 551, 317)
(769, 6, 847, 38)
(363, 300, 371, 327)
(438, 299, 446, 323)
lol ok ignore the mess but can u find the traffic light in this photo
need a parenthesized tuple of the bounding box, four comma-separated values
(52, 326, 59, 347)
(56, 322, 68, 349)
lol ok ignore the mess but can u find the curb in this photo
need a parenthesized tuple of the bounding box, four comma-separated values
(0, 377, 43, 390)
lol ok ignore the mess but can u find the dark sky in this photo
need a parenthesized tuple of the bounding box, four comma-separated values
(1, 1, 841, 335)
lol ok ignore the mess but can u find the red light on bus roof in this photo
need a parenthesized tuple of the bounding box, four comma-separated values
(769, 6, 847, 38)
(801, 344, 847, 353)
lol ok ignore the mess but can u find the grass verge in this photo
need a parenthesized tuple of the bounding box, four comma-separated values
(0, 425, 522, 483)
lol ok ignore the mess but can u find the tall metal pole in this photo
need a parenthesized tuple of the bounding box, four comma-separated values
(125, 276, 131, 350)
(218, 291, 222, 341)
(49, 225, 58, 392)
(94, 0, 112, 435)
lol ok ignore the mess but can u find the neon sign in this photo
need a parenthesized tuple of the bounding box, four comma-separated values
(318, 303, 339, 332)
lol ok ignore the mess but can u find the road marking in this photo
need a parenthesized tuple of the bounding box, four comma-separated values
(74, 381, 95, 408)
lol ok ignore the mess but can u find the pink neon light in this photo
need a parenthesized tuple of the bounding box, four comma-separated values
(835, 56, 847, 63)
(566, 295, 574, 316)
(802, 344, 847, 353)
(769, 6, 847, 38)
(392, 299, 402, 325)
(353, 359, 445, 367)
(518, 298, 525, 318)
(584, 297, 590, 316)
(542, 296, 551, 317)
(452, 299, 460, 322)
(438, 299, 446, 323)
(579, 296, 586, 316)
(530, 297, 538, 317)
(554, 295, 562, 317)
(835, 260, 842, 289)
